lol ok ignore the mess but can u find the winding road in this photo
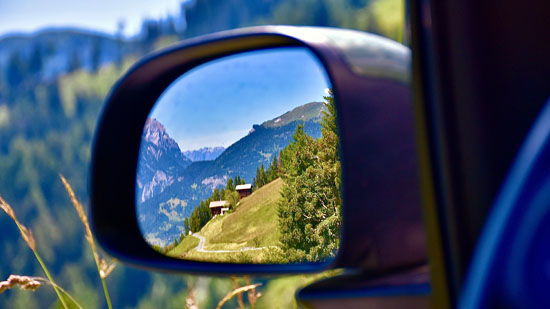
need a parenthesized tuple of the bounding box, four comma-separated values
(190, 233, 276, 253)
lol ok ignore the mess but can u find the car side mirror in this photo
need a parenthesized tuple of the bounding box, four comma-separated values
(91, 26, 426, 274)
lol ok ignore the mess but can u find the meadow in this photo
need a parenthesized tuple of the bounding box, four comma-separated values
(168, 178, 283, 263)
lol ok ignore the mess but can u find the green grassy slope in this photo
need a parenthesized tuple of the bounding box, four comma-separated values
(166, 236, 200, 259)
(169, 178, 284, 263)
(204, 177, 283, 248)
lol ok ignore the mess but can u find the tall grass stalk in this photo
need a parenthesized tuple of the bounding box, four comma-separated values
(0, 275, 82, 308)
(59, 174, 114, 309)
(244, 275, 260, 309)
(0, 194, 71, 309)
(216, 283, 261, 309)
(231, 276, 245, 309)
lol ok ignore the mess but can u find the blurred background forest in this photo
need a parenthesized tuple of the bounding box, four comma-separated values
(0, 0, 404, 307)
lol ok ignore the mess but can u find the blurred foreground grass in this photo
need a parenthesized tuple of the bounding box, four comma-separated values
(1, 175, 341, 308)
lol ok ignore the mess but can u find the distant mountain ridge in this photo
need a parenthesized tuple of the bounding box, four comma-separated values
(262, 101, 326, 128)
(183, 146, 225, 161)
(0, 28, 138, 81)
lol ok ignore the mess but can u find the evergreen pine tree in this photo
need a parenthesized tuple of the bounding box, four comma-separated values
(212, 188, 220, 200)
(278, 89, 341, 262)
(268, 153, 278, 181)
(255, 167, 261, 188)
(226, 178, 234, 191)
(278, 150, 283, 173)
(259, 164, 266, 187)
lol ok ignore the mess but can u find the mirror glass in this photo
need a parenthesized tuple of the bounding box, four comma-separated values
(136, 47, 341, 264)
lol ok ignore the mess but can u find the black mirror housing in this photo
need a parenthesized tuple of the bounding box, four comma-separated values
(91, 26, 426, 275)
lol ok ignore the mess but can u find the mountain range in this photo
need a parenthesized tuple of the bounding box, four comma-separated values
(183, 146, 225, 161)
(0, 29, 138, 82)
(137, 101, 327, 246)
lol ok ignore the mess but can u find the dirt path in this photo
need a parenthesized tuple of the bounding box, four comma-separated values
(190, 233, 276, 253)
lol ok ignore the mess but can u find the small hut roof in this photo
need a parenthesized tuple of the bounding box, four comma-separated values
(209, 200, 228, 208)
(235, 184, 252, 191)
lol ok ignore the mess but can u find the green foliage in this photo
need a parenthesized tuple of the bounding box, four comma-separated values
(226, 178, 234, 191)
(268, 154, 279, 183)
(0, 56, 137, 307)
(224, 190, 240, 211)
(259, 164, 266, 187)
(369, 0, 405, 43)
(185, 200, 212, 235)
(278, 91, 341, 262)
(257, 0, 405, 42)
(253, 153, 280, 191)
(254, 166, 261, 188)
(212, 188, 220, 201)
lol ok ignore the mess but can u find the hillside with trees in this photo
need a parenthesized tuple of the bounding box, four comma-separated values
(160, 91, 341, 264)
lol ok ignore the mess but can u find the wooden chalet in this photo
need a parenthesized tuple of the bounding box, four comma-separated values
(209, 200, 229, 216)
(235, 184, 253, 198)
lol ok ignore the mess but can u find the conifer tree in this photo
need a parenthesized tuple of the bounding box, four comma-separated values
(278, 90, 341, 262)
(226, 178, 234, 191)
(278, 150, 283, 172)
(212, 188, 220, 200)
(268, 154, 278, 181)
(260, 164, 266, 186)
(184, 217, 191, 235)
(254, 166, 261, 188)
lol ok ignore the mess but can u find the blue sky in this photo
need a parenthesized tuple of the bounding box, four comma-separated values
(150, 47, 331, 151)
(0, 0, 188, 37)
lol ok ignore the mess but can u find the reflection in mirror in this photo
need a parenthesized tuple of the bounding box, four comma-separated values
(136, 47, 341, 264)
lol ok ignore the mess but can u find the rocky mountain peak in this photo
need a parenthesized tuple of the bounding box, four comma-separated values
(143, 118, 177, 148)
(137, 118, 192, 203)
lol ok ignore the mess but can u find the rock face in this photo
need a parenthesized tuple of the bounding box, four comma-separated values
(183, 146, 225, 162)
(136, 118, 192, 203)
